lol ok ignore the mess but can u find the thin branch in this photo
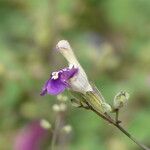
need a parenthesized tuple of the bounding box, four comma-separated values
(115, 124, 150, 150)
(50, 115, 61, 150)
(90, 108, 150, 150)
(114, 109, 122, 124)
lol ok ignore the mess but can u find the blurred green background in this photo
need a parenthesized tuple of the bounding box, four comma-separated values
(0, 0, 150, 149)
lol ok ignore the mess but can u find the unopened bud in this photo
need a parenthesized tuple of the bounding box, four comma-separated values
(57, 94, 68, 102)
(52, 104, 60, 112)
(62, 96, 68, 101)
(113, 91, 129, 109)
(62, 125, 72, 133)
(40, 119, 51, 129)
(57, 94, 63, 101)
(59, 103, 67, 111)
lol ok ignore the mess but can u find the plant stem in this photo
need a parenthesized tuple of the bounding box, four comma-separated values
(115, 124, 150, 150)
(115, 109, 119, 122)
(50, 115, 61, 150)
(90, 108, 150, 150)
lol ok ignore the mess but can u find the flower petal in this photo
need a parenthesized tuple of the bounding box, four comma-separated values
(61, 67, 78, 81)
(40, 79, 50, 96)
(14, 121, 47, 150)
(40, 66, 78, 96)
(47, 79, 67, 95)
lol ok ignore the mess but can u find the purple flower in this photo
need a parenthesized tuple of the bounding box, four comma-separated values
(41, 40, 92, 96)
(40, 65, 78, 95)
(14, 121, 47, 150)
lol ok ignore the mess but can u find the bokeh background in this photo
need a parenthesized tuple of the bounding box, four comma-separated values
(0, 0, 150, 150)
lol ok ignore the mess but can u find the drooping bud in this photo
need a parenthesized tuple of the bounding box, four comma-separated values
(56, 40, 93, 94)
(113, 91, 129, 109)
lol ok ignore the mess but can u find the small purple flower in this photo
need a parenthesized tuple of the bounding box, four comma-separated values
(40, 65, 78, 95)
(41, 40, 92, 96)
(14, 121, 47, 150)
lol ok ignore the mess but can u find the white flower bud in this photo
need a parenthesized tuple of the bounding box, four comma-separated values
(52, 104, 60, 112)
(62, 96, 68, 101)
(57, 94, 63, 101)
(62, 125, 72, 133)
(113, 91, 130, 109)
(40, 119, 51, 129)
(56, 40, 93, 94)
(59, 103, 67, 111)
(57, 94, 68, 102)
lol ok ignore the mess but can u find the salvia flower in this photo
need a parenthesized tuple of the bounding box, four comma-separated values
(41, 40, 92, 96)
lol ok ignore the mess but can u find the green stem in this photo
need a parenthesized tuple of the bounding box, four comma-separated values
(90, 108, 150, 150)
(50, 115, 61, 150)
(115, 124, 150, 150)
(115, 109, 119, 123)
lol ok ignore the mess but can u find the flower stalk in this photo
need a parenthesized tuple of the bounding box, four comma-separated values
(72, 91, 150, 150)
(50, 114, 61, 150)
(41, 40, 150, 150)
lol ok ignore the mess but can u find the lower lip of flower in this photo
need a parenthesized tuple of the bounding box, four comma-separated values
(40, 65, 78, 95)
